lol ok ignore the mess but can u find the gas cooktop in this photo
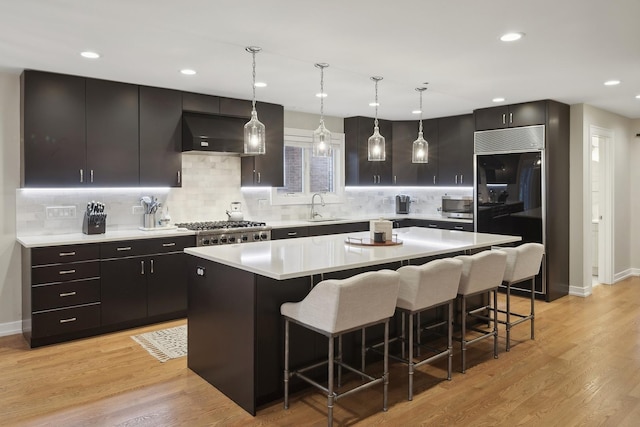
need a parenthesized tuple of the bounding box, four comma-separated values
(175, 221, 271, 246)
(175, 220, 268, 231)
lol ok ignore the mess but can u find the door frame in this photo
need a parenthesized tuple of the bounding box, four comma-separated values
(584, 125, 614, 291)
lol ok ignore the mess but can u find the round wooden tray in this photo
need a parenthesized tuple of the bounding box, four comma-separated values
(344, 237, 403, 247)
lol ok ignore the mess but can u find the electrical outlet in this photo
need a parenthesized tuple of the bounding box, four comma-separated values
(46, 206, 77, 219)
(132, 205, 144, 214)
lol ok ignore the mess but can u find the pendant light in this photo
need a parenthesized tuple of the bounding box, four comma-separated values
(312, 63, 332, 157)
(412, 86, 429, 163)
(244, 46, 266, 155)
(368, 76, 386, 161)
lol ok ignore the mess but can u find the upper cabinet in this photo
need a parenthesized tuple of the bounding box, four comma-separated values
(391, 119, 438, 186)
(21, 70, 184, 188)
(416, 118, 439, 186)
(437, 114, 474, 186)
(474, 100, 547, 131)
(344, 116, 393, 185)
(241, 101, 284, 187)
(21, 71, 87, 187)
(140, 86, 183, 187)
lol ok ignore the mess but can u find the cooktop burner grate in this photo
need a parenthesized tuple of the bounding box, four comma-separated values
(175, 221, 267, 231)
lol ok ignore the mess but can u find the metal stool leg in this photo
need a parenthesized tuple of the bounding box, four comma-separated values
(284, 319, 290, 409)
(461, 296, 467, 373)
(328, 336, 334, 427)
(383, 320, 389, 412)
(361, 328, 366, 374)
(447, 301, 453, 381)
(417, 311, 422, 357)
(337, 335, 343, 388)
(493, 289, 498, 359)
(408, 312, 414, 401)
(530, 277, 535, 340)
(506, 282, 512, 352)
(400, 312, 406, 359)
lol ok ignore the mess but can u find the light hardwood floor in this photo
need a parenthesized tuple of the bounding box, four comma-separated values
(3, 277, 640, 426)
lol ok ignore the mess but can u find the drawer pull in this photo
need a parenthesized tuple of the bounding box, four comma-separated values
(59, 317, 77, 324)
(141, 260, 145, 275)
(59, 251, 76, 257)
(117, 247, 132, 251)
(287, 232, 298, 237)
(428, 224, 438, 228)
(454, 226, 464, 230)
(150, 259, 154, 274)
(59, 269, 76, 275)
(162, 242, 176, 247)
(59, 291, 77, 297)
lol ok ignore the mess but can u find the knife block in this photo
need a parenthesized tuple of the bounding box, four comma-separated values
(83, 212, 106, 235)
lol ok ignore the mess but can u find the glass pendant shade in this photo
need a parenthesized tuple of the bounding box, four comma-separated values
(412, 131, 429, 163)
(313, 120, 332, 157)
(244, 109, 266, 154)
(368, 126, 386, 161)
(244, 46, 266, 155)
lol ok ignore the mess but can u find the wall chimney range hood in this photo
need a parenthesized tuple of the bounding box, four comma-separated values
(182, 112, 247, 154)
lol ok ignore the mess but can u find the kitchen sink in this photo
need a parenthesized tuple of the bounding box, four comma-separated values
(307, 217, 344, 222)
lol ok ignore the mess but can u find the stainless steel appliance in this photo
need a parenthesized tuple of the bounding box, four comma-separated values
(175, 220, 271, 246)
(395, 195, 411, 214)
(441, 196, 473, 219)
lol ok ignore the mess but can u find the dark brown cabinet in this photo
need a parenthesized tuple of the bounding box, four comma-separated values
(271, 226, 309, 240)
(437, 114, 474, 186)
(391, 120, 420, 185)
(241, 101, 284, 187)
(474, 100, 547, 131)
(345, 116, 393, 185)
(182, 92, 221, 114)
(21, 71, 86, 187)
(140, 86, 183, 187)
(307, 222, 369, 236)
(86, 79, 139, 186)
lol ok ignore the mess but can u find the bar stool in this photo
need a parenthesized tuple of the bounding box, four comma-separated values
(281, 269, 400, 427)
(455, 250, 507, 373)
(494, 243, 545, 351)
(394, 258, 463, 400)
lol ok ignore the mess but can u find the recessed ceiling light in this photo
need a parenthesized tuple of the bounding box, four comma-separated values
(80, 51, 100, 59)
(500, 32, 524, 42)
(492, 97, 506, 103)
(636, 94, 640, 99)
(254, 82, 267, 88)
(315, 92, 327, 98)
(412, 110, 421, 114)
(604, 80, 621, 86)
(369, 102, 379, 107)
(180, 69, 196, 75)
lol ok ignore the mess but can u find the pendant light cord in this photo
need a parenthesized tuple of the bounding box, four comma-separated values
(374, 79, 379, 127)
(320, 66, 325, 123)
(419, 89, 423, 133)
(251, 50, 257, 111)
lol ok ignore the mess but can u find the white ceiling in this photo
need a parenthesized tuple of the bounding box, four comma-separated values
(1, 0, 639, 120)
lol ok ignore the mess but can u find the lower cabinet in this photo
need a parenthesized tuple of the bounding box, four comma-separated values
(405, 219, 474, 231)
(22, 235, 194, 347)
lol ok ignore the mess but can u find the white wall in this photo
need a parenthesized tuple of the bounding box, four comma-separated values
(0, 71, 21, 335)
(631, 118, 640, 271)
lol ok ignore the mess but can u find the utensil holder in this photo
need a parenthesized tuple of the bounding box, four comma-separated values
(143, 213, 157, 228)
(82, 212, 106, 235)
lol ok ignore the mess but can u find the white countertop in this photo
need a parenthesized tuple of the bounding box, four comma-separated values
(17, 228, 196, 248)
(268, 214, 473, 228)
(185, 227, 519, 280)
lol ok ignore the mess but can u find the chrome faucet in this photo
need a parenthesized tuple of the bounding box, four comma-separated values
(310, 193, 325, 219)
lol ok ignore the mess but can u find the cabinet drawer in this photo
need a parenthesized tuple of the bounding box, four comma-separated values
(143, 236, 195, 254)
(32, 261, 100, 285)
(100, 240, 151, 258)
(271, 227, 309, 240)
(32, 244, 99, 266)
(33, 278, 100, 312)
(32, 303, 101, 338)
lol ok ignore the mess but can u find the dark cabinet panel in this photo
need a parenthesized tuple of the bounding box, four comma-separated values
(241, 101, 284, 187)
(220, 97, 252, 117)
(416, 118, 439, 185)
(475, 100, 547, 131)
(32, 243, 99, 265)
(147, 252, 188, 317)
(21, 71, 86, 187)
(31, 303, 101, 338)
(437, 114, 474, 186)
(271, 227, 309, 240)
(412, 219, 473, 231)
(32, 278, 100, 312)
(308, 222, 369, 236)
(86, 79, 139, 185)
(391, 120, 419, 185)
(182, 92, 220, 114)
(101, 257, 148, 325)
(345, 116, 393, 186)
(140, 86, 183, 187)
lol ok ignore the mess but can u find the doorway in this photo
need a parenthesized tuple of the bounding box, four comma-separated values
(587, 126, 614, 289)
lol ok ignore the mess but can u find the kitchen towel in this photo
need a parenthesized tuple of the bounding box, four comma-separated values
(131, 325, 187, 362)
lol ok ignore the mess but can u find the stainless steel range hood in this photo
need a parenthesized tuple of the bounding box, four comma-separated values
(182, 112, 246, 154)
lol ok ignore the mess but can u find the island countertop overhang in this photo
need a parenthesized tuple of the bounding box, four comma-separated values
(184, 227, 521, 280)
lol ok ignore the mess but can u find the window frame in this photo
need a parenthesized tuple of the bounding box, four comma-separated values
(270, 127, 345, 206)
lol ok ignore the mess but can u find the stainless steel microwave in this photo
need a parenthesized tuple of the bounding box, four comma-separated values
(441, 196, 473, 219)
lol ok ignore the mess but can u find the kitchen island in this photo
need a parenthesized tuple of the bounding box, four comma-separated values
(185, 227, 520, 415)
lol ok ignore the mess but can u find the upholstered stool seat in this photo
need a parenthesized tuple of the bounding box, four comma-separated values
(281, 269, 400, 427)
(394, 258, 463, 400)
(455, 250, 507, 373)
(494, 243, 545, 351)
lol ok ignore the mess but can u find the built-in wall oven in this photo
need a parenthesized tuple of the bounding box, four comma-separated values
(441, 196, 473, 219)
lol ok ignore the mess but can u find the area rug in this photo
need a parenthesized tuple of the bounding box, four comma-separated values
(131, 325, 187, 362)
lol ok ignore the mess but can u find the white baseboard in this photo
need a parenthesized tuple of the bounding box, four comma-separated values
(569, 285, 592, 297)
(0, 320, 22, 337)
(614, 269, 638, 283)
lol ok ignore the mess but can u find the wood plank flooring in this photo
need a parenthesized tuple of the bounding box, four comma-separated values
(2, 277, 640, 426)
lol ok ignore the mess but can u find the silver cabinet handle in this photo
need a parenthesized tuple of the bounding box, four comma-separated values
(60, 291, 77, 297)
(433, 176, 436, 185)
(257, 172, 261, 184)
(454, 226, 464, 230)
(502, 113, 506, 124)
(287, 232, 298, 237)
(394, 175, 397, 184)
(90, 169, 94, 183)
(59, 251, 76, 257)
(162, 242, 176, 247)
(117, 247, 132, 251)
(59, 317, 77, 324)
(79, 169, 84, 183)
(177, 170, 181, 184)
(150, 259, 154, 274)
(141, 260, 145, 275)
(509, 112, 513, 124)
(460, 174, 463, 184)
(59, 269, 76, 275)
(428, 224, 438, 228)
(373, 175, 376, 184)
(455, 175, 458, 184)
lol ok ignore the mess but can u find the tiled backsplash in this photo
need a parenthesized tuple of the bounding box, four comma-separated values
(16, 154, 472, 235)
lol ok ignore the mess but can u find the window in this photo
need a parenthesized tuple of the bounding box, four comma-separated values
(272, 128, 344, 205)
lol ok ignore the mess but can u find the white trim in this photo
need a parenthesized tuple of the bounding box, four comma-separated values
(0, 320, 22, 337)
(614, 269, 637, 283)
(569, 285, 592, 297)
